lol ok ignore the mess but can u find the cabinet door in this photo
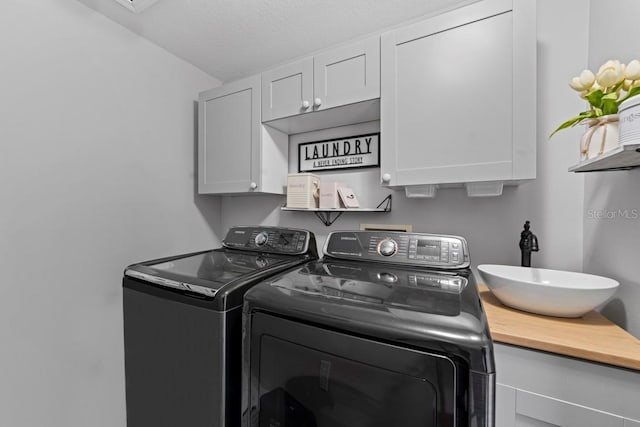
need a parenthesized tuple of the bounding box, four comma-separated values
(380, 0, 535, 187)
(313, 36, 380, 111)
(515, 390, 623, 427)
(496, 384, 517, 427)
(261, 58, 314, 121)
(198, 75, 261, 194)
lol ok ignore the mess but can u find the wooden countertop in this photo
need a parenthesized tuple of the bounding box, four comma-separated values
(478, 284, 640, 371)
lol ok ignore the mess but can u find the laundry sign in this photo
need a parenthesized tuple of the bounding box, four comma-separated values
(298, 133, 380, 172)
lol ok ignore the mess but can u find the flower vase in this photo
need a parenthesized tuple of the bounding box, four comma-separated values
(580, 114, 620, 161)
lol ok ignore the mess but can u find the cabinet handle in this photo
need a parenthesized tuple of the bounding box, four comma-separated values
(313, 98, 322, 108)
(250, 182, 258, 190)
(381, 173, 391, 183)
(301, 100, 310, 109)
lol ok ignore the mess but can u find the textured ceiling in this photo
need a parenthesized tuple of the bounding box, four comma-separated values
(76, 0, 477, 83)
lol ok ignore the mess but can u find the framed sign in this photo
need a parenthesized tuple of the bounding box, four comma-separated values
(298, 133, 380, 172)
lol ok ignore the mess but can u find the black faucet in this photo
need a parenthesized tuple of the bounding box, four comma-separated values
(519, 220, 539, 267)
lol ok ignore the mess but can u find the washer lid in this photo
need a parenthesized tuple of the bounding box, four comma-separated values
(125, 249, 301, 298)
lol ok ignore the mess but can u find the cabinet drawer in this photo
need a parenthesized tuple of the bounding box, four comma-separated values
(515, 390, 623, 427)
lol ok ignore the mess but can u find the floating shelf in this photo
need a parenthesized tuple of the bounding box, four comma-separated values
(569, 143, 640, 173)
(281, 195, 392, 226)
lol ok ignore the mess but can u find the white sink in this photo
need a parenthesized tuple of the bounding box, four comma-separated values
(477, 264, 619, 318)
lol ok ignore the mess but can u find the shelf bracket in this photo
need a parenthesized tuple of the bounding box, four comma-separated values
(313, 194, 392, 227)
(313, 210, 344, 227)
(282, 194, 392, 227)
(376, 194, 393, 211)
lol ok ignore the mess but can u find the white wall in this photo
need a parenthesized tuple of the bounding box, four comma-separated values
(221, 0, 589, 273)
(0, 1, 222, 426)
(584, 0, 640, 338)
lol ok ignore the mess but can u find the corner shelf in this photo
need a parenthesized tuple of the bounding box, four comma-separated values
(569, 143, 640, 172)
(281, 195, 392, 226)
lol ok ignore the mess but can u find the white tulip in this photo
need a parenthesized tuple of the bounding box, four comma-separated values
(596, 59, 625, 88)
(569, 76, 584, 91)
(598, 59, 622, 74)
(597, 69, 619, 88)
(569, 69, 596, 92)
(623, 79, 633, 91)
(625, 59, 640, 80)
(579, 69, 595, 89)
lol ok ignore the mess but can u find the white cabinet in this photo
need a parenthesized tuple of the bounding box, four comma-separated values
(261, 58, 314, 121)
(380, 0, 536, 190)
(198, 75, 288, 194)
(261, 36, 380, 126)
(496, 384, 517, 426)
(313, 38, 380, 113)
(500, 386, 624, 427)
(495, 343, 640, 427)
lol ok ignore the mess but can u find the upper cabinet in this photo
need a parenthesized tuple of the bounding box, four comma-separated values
(380, 0, 536, 191)
(313, 38, 380, 111)
(261, 58, 314, 121)
(198, 75, 288, 195)
(261, 36, 381, 133)
(197, 0, 538, 197)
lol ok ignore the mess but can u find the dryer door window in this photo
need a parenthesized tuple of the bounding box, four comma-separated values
(247, 313, 459, 427)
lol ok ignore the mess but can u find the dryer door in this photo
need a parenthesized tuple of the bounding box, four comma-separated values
(246, 313, 460, 427)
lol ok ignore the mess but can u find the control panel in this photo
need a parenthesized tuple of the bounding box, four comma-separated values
(222, 226, 315, 256)
(323, 231, 470, 269)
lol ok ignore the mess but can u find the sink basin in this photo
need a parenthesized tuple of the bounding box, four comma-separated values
(476, 264, 619, 318)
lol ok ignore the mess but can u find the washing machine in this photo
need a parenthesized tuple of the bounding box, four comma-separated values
(242, 230, 495, 427)
(123, 226, 317, 427)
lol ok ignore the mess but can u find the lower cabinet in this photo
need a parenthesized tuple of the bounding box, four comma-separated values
(495, 344, 640, 427)
(498, 385, 626, 427)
